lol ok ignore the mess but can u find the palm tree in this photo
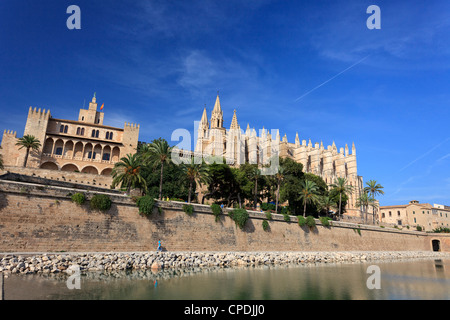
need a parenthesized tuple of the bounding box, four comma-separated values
(15, 135, 41, 167)
(298, 180, 320, 217)
(330, 177, 354, 220)
(319, 195, 335, 218)
(274, 167, 284, 213)
(247, 166, 261, 210)
(355, 191, 370, 224)
(145, 139, 172, 200)
(364, 180, 384, 223)
(111, 153, 147, 194)
(181, 158, 210, 203)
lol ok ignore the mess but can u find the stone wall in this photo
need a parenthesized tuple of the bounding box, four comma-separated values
(0, 180, 448, 253)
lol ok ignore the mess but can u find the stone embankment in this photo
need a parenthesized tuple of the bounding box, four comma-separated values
(1, 251, 449, 275)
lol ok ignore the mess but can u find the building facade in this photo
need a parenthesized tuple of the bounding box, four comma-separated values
(0, 94, 139, 183)
(194, 94, 364, 218)
(380, 200, 450, 231)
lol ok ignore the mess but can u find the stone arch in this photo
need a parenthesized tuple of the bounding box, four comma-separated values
(102, 145, 111, 161)
(81, 165, 99, 175)
(42, 138, 54, 154)
(61, 163, 79, 172)
(54, 139, 64, 156)
(100, 167, 113, 176)
(40, 161, 59, 171)
(111, 146, 120, 162)
(84, 143, 94, 159)
(93, 144, 102, 161)
(73, 141, 83, 159)
(64, 140, 74, 158)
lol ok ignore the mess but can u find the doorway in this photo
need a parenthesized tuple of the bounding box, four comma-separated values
(432, 239, 440, 252)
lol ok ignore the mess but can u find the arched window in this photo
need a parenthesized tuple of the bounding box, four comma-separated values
(64, 125, 68, 133)
(76, 127, 80, 135)
(91, 130, 96, 137)
(106, 132, 109, 140)
(60, 125, 64, 133)
(109, 132, 113, 140)
(81, 128, 85, 135)
(95, 130, 99, 138)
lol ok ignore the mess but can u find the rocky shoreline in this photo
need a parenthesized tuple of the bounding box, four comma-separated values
(1, 251, 449, 276)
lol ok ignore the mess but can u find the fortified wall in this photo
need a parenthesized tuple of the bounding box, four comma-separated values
(0, 180, 448, 253)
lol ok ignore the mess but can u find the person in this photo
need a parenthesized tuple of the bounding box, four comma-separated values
(157, 240, 162, 252)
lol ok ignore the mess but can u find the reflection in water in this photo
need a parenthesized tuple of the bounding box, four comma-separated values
(3, 258, 450, 300)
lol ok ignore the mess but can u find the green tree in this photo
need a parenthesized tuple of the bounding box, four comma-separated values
(274, 167, 285, 213)
(180, 158, 210, 203)
(144, 138, 172, 200)
(15, 135, 41, 167)
(111, 153, 147, 194)
(330, 177, 354, 220)
(279, 157, 304, 215)
(364, 180, 384, 224)
(298, 180, 321, 217)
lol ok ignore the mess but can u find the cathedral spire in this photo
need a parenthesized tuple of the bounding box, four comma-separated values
(210, 94, 224, 129)
(230, 109, 239, 129)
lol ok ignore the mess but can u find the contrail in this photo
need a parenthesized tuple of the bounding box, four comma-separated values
(399, 137, 450, 171)
(294, 55, 371, 102)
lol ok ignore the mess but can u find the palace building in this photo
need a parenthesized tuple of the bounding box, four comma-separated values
(194, 94, 365, 218)
(0, 94, 139, 185)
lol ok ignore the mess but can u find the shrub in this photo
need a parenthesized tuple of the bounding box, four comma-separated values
(306, 216, 316, 229)
(319, 216, 331, 227)
(229, 208, 249, 230)
(262, 220, 269, 231)
(90, 194, 112, 212)
(71, 192, 86, 205)
(416, 225, 422, 231)
(298, 216, 306, 227)
(136, 195, 155, 216)
(265, 211, 273, 220)
(183, 204, 194, 216)
(283, 213, 291, 222)
(210, 203, 222, 222)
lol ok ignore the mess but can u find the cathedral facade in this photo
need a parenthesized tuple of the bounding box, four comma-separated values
(195, 94, 364, 218)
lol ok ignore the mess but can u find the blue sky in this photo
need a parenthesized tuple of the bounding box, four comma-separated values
(0, 0, 449, 206)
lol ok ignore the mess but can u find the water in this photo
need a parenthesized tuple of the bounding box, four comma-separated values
(2, 258, 450, 300)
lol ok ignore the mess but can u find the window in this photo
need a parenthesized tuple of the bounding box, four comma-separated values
(102, 153, 110, 161)
(389, 211, 392, 217)
(106, 132, 109, 140)
(109, 132, 113, 140)
(398, 220, 402, 226)
(91, 129, 99, 138)
(413, 211, 415, 214)
(64, 126, 68, 133)
(87, 151, 96, 159)
(76, 127, 80, 135)
(414, 218, 416, 223)
(55, 147, 63, 155)
(397, 211, 400, 216)
(60, 125, 64, 133)
(382, 212, 385, 218)
(81, 128, 85, 135)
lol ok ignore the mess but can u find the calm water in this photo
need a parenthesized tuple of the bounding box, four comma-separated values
(3, 258, 450, 300)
